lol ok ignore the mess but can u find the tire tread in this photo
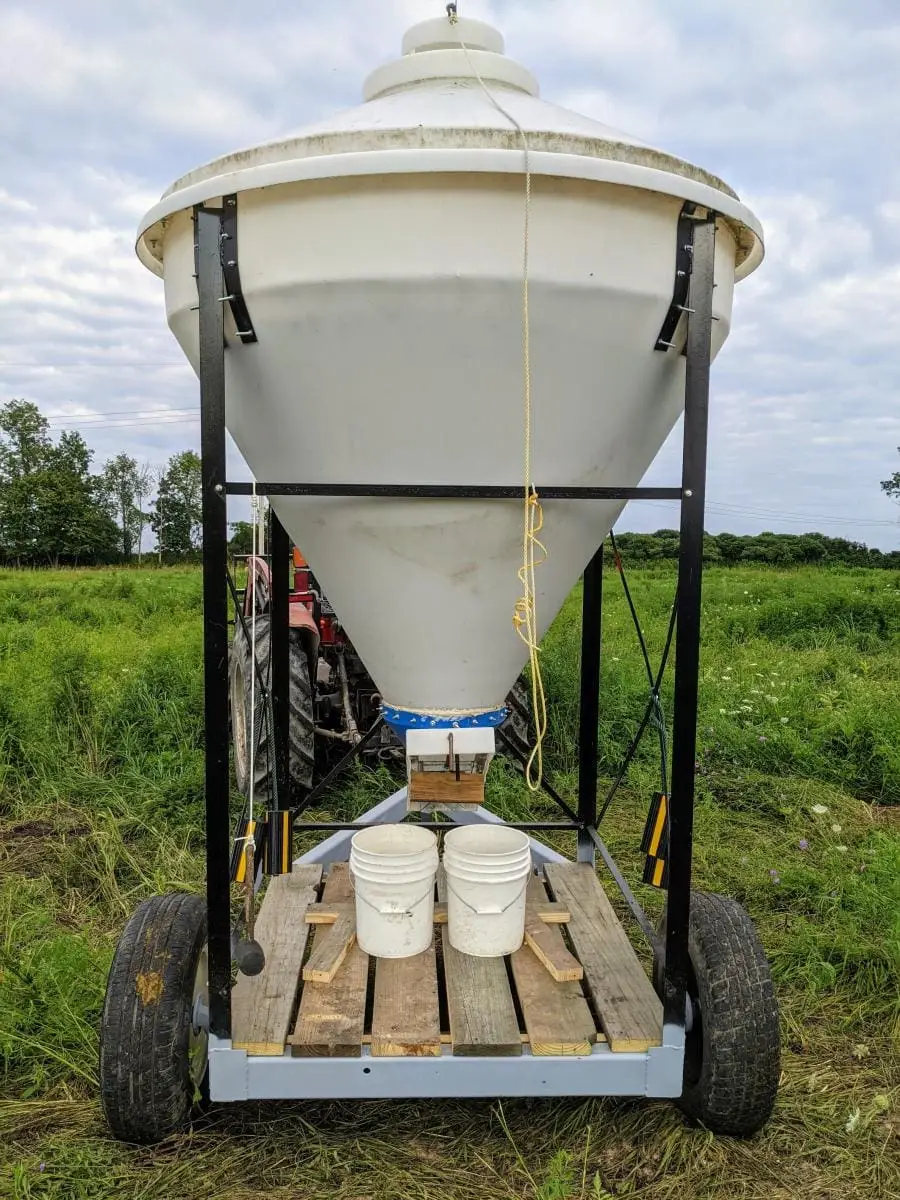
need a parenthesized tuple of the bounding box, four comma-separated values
(678, 890, 780, 1137)
(100, 892, 207, 1144)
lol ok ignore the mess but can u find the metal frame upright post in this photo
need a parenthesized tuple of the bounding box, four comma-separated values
(577, 545, 603, 863)
(662, 213, 716, 1026)
(269, 512, 291, 807)
(196, 206, 233, 1040)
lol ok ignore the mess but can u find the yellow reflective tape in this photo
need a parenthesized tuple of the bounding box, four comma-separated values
(652, 858, 665, 887)
(232, 819, 256, 884)
(648, 796, 667, 857)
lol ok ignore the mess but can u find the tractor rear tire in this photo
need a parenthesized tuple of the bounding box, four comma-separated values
(499, 676, 534, 768)
(100, 893, 209, 1144)
(672, 890, 780, 1136)
(230, 615, 315, 798)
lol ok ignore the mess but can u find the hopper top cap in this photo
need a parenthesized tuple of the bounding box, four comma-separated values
(401, 16, 504, 55)
(363, 14, 538, 101)
(136, 9, 764, 283)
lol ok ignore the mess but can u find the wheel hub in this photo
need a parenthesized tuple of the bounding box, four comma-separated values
(189, 945, 209, 1086)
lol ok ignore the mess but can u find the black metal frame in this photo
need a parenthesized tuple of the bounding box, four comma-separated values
(195, 200, 717, 1044)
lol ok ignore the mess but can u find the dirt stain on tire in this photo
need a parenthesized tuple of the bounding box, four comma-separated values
(135, 970, 164, 1005)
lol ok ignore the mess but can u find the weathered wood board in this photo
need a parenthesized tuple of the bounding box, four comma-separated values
(231, 865, 322, 1055)
(290, 864, 368, 1057)
(544, 863, 662, 1052)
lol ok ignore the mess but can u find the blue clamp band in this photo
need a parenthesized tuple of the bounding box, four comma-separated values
(382, 705, 508, 736)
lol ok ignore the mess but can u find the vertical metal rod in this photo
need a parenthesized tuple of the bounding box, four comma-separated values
(197, 207, 232, 1039)
(577, 545, 604, 864)
(270, 512, 291, 811)
(663, 214, 716, 1026)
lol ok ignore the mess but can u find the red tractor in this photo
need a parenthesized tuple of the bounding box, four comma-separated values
(230, 545, 531, 799)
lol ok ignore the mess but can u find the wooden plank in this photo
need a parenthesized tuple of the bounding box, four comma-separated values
(437, 871, 521, 1057)
(304, 902, 571, 926)
(305, 902, 352, 925)
(544, 864, 662, 1052)
(408, 771, 484, 805)
(511, 877, 596, 1055)
(289, 863, 368, 1057)
(305, 900, 570, 925)
(524, 910, 583, 982)
(231, 865, 322, 1055)
(435, 900, 570, 926)
(370, 946, 441, 1057)
(363, 1033, 454, 1045)
(302, 908, 356, 983)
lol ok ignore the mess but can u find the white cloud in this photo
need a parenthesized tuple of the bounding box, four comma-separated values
(1, 0, 898, 545)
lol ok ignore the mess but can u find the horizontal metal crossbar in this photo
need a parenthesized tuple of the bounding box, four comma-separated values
(294, 821, 581, 832)
(208, 1034, 686, 1102)
(224, 483, 682, 500)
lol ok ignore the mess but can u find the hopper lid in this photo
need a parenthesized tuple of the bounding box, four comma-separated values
(137, 12, 762, 278)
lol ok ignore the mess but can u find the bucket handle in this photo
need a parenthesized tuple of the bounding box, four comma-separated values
(444, 876, 529, 916)
(349, 869, 435, 918)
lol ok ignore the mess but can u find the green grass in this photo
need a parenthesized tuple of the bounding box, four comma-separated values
(0, 563, 898, 1199)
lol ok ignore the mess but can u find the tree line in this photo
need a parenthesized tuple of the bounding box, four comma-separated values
(612, 530, 900, 568)
(0, 400, 202, 566)
(1, 399, 898, 568)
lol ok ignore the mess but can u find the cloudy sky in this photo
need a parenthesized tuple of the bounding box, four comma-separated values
(2, 0, 899, 547)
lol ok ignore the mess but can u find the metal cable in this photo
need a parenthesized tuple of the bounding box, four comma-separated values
(595, 538, 679, 826)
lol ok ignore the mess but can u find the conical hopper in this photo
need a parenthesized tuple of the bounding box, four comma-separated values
(137, 15, 763, 729)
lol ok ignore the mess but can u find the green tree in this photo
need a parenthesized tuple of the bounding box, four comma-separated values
(32, 432, 119, 567)
(102, 453, 152, 560)
(0, 400, 53, 561)
(151, 450, 202, 558)
(229, 520, 254, 555)
(0, 408, 119, 567)
(0, 399, 52, 479)
(881, 449, 900, 505)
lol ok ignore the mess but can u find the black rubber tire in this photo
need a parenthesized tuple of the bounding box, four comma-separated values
(499, 676, 535, 769)
(100, 893, 208, 1144)
(230, 616, 315, 797)
(675, 890, 780, 1137)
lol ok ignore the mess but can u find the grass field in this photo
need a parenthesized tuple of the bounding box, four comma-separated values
(0, 563, 898, 1199)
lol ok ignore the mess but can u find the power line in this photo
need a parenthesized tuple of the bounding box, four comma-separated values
(639, 498, 898, 530)
(47, 416, 200, 431)
(0, 362, 188, 369)
(46, 405, 198, 421)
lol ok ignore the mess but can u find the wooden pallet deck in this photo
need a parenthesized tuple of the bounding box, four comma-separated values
(232, 861, 662, 1058)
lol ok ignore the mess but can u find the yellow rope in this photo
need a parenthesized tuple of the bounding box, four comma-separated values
(455, 17, 548, 790)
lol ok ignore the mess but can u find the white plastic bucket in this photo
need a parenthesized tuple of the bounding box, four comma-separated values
(443, 826, 532, 957)
(349, 824, 438, 958)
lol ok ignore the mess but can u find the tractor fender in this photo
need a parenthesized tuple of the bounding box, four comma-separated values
(289, 601, 320, 663)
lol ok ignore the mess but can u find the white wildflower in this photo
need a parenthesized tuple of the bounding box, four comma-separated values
(811, 804, 829, 815)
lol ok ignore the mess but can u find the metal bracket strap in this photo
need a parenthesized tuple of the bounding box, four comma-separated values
(221, 195, 258, 344)
(654, 202, 698, 353)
